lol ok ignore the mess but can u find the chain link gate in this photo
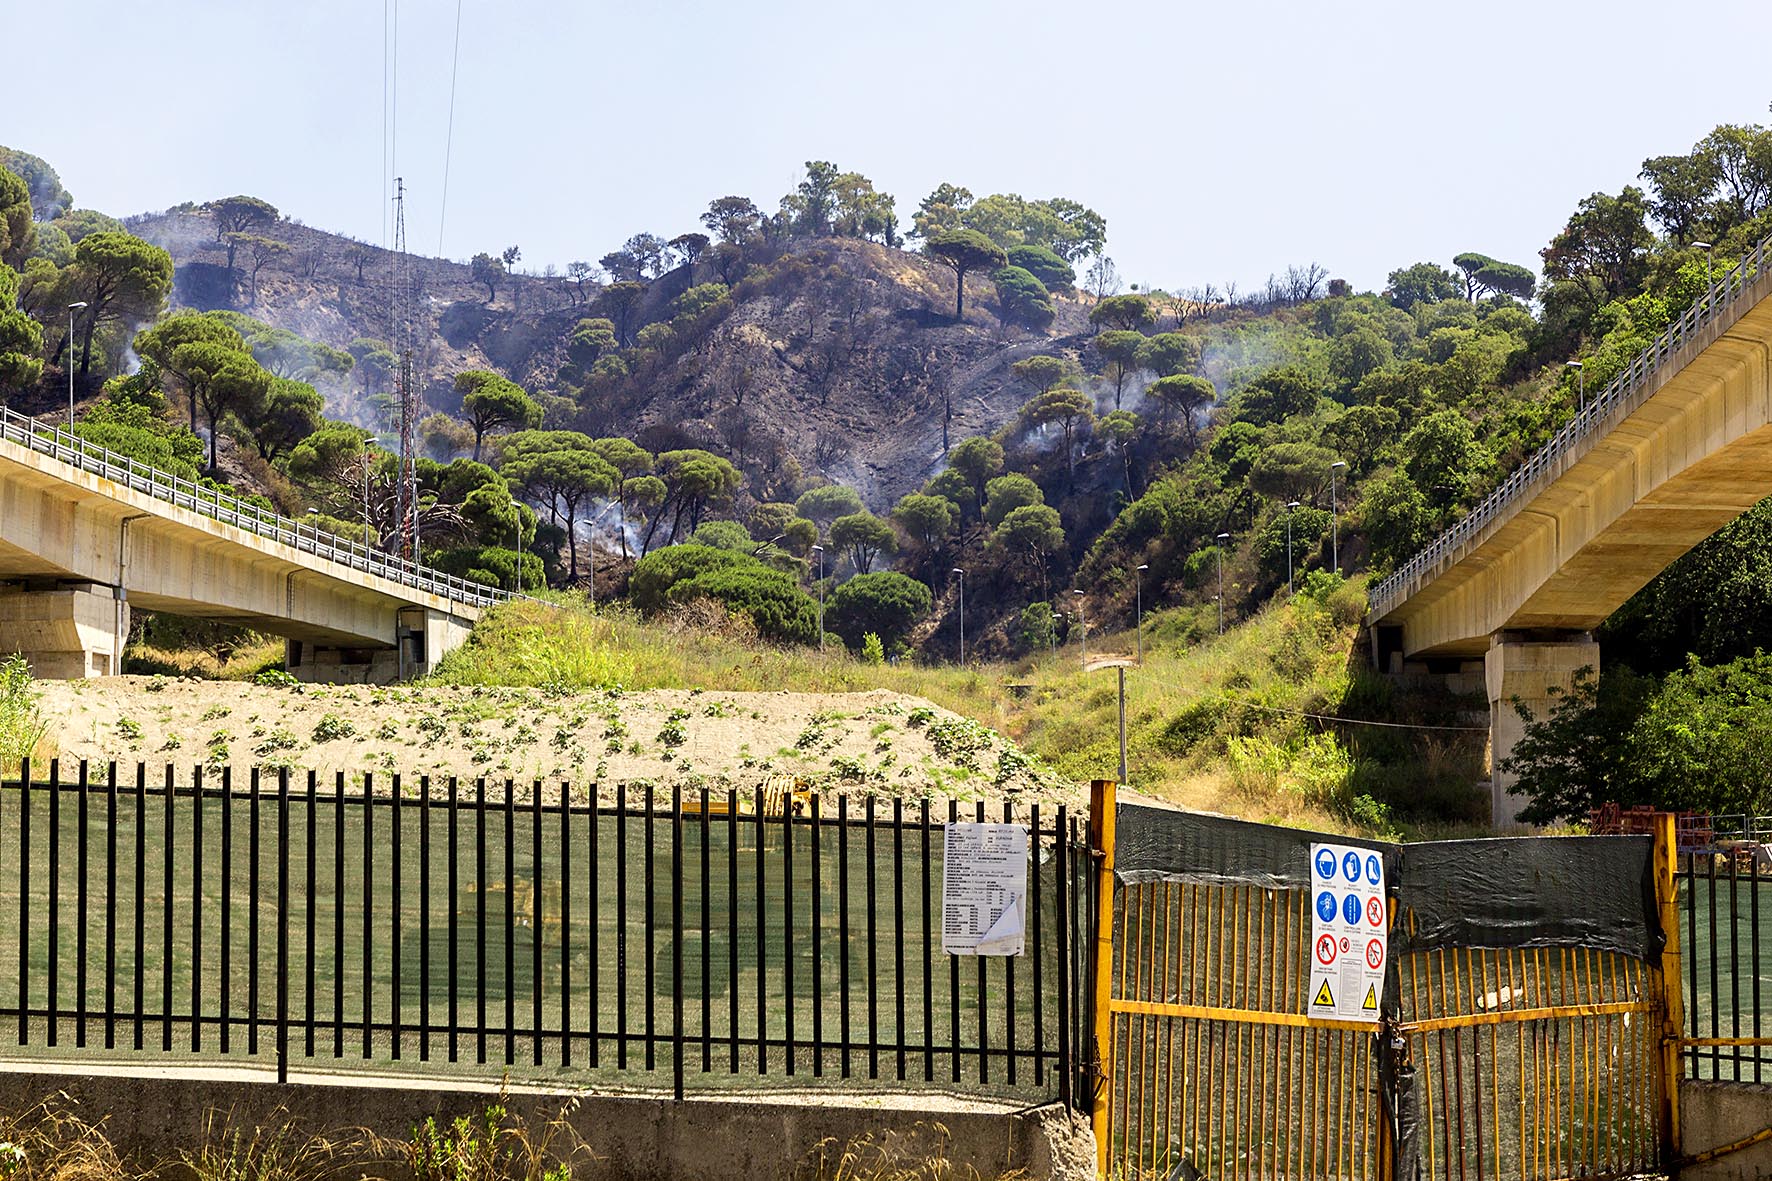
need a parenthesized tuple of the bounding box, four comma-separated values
(1088, 785, 1677, 1181)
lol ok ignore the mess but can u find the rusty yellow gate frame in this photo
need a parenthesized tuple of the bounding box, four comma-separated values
(1089, 789, 1682, 1181)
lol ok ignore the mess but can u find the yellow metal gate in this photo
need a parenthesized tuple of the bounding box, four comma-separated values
(1391, 945, 1663, 1180)
(1103, 876, 1384, 1179)
(1089, 785, 1679, 1181)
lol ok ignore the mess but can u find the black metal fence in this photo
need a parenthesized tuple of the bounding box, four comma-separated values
(1680, 852, 1772, 1082)
(0, 760, 1093, 1105)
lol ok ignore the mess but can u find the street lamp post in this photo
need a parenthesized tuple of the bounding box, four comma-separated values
(1330, 460, 1346, 576)
(952, 567, 966, 665)
(1693, 240, 1713, 293)
(1214, 532, 1230, 635)
(1134, 563, 1148, 663)
(812, 545, 825, 651)
(1566, 360, 1584, 411)
(1073, 589, 1086, 668)
(1051, 610, 1062, 663)
(1285, 501, 1300, 596)
(66, 302, 88, 427)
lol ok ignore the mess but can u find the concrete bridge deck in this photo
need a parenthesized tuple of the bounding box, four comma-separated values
(1368, 235, 1772, 823)
(0, 406, 511, 682)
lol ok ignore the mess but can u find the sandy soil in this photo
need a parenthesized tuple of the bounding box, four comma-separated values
(35, 677, 1079, 807)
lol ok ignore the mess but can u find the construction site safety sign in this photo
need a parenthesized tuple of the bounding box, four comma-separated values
(1307, 842, 1386, 1023)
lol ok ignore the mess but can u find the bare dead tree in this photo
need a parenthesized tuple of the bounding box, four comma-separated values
(1284, 262, 1329, 303)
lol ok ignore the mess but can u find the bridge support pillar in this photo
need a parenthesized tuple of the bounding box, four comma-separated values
(1485, 632, 1599, 828)
(284, 608, 474, 685)
(0, 585, 128, 679)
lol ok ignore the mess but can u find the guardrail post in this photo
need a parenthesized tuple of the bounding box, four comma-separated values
(1654, 811, 1683, 1165)
(1087, 778, 1117, 1179)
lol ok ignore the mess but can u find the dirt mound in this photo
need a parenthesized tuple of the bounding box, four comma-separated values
(39, 677, 1077, 806)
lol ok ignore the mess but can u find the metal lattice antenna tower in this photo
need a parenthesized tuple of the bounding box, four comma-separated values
(393, 177, 418, 563)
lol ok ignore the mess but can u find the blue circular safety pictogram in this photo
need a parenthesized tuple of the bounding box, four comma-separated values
(1365, 854, 1382, 885)
(1342, 851, 1361, 882)
(1317, 891, 1337, 922)
(1316, 849, 1337, 880)
(1343, 893, 1362, 925)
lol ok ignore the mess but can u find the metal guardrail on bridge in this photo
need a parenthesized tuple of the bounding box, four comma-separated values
(1369, 233, 1772, 619)
(0, 403, 513, 611)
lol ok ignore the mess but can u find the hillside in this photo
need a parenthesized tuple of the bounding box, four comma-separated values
(125, 206, 1096, 507)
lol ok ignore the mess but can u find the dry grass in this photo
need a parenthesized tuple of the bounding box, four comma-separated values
(176, 1107, 368, 1181)
(794, 1123, 1028, 1181)
(0, 1095, 127, 1181)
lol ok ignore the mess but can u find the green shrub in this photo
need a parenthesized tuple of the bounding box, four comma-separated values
(0, 656, 47, 767)
(628, 545, 748, 612)
(665, 565, 819, 644)
(825, 572, 932, 652)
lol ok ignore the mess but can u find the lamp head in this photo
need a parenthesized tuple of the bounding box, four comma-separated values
(69, 301, 88, 310)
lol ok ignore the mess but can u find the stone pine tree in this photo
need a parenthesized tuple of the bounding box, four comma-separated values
(206, 195, 278, 271)
(1021, 387, 1095, 477)
(927, 229, 1006, 320)
(454, 370, 541, 461)
(470, 252, 505, 303)
(69, 231, 173, 382)
(174, 341, 271, 470)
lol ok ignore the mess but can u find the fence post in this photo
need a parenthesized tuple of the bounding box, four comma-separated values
(1654, 811, 1683, 1166)
(1087, 778, 1117, 1180)
(277, 766, 290, 1085)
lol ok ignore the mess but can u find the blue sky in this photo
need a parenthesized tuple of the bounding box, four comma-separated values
(14, 0, 1771, 293)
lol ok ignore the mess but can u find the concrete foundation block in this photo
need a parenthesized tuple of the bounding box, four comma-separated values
(1681, 1078, 1772, 1179)
(0, 586, 127, 678)
(0, 1065, 1094, 1181)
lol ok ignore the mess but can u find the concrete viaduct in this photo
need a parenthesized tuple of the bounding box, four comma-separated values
(1369, 236, 1772, 825)
(0, 412, 508, 683)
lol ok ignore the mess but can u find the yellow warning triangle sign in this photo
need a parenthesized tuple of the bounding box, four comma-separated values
(1312, 979, 1334, 1008)
(1362, 983, 1378, 1012)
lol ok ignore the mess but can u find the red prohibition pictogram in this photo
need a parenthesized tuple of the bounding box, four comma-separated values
(1315, 934, 1337, 966)
(1366, 939, 1384, 970)
(1340, 937, 1350, 954)
(1367, 896, 1384, 927)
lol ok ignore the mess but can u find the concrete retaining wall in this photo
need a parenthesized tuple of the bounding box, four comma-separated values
(0, 1065, 1093, 1181)
(1682, 1078, 1772, 1179)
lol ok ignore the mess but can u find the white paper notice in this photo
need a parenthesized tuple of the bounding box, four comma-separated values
(1307, 842, 1387, 1024)
(942, 822, 1028, 956)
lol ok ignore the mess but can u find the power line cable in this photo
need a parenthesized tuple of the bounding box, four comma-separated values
(437, 0, 464, 257)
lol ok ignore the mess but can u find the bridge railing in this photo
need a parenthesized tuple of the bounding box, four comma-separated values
(1369, 233, 1772, 618)
(0, 404, 514, 611)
